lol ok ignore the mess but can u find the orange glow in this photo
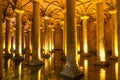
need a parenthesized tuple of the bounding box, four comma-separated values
(44, 16, 50, 20)
(8, 59, 11, 69)
(19, 36, 22, 56)
(82, 19, 88, 54)
(77, 43, 80, 52)
(84, 43, 88, 54)
(115, 62, 118, 80)
(18, 63, 22, 80)
(80, 16, 89, 20)
(84, 59, 88, 80)
(38, 69, 41, 80)
(99, 48, 106, 61)
(100, 68, 106, 80)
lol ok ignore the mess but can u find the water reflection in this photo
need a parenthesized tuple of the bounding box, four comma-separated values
(14, 61, 22, 80)
(100, 68, 106, 80)
(2, 51, 120, 80)
(84, 59, 88, 80)
(115, 62, 118, 80)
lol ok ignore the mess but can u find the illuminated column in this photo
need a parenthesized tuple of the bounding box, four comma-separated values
(0, 0, 3, 78)
(95, 2, 108, 66)
(116, 0, 120, 79)
(44, 19, 49, 54)
(63, 14, 67, 57)
(28, 0, 44, 66)
(13, 9, 24, 60)
(51, 28, 54, 51)
(25, 31, 31, 50)
(4, 17, 12, 56)
(49, 28, 54, 52)
(61, 0, 83, 78)
(22, 26, 25, 52)
(81, 16, 89, 56)
(109, 10, 118, 60)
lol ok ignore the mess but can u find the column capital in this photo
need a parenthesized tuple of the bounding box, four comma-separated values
(108, 9, 117, 14)
(5, 16, 12, 20)
(14, 9, 24, 14)
(80, 15, 89, 20)
(30, 0, 43, 3)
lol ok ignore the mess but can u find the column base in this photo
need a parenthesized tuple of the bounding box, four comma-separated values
(61, 64, 83, 79)
(28, 59, 44, 66)
(80, 53, 91, 57)
(110, 56, 118, 60)
(41, 54, 50, 59)
(13, 54, 24, 61)
(3, 53, 12, 58)
(94, 60, 109, 67)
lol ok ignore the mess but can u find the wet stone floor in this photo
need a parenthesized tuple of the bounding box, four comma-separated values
(2, 51, 119, 80)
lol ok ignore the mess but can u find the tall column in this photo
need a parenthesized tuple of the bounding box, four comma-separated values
(22, 26, 25, 52)
(109, 10, 118, 60)
(95, 2, 108, 66)
(63, 13, 67, 57)
(13, 9, 24, 60)
(44, 19, 49, 54)
(28, 0, 44, 66)
(80, 16, 90, 57)
(0, 0, 3, 79)
(42, 17, 50, 58)
(4, 17, 12, 57)
(61, 0, 83, 78)
(116, 0, 120, 79)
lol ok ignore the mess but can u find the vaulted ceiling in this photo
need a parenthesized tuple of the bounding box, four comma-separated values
(2, 0, 116, 29)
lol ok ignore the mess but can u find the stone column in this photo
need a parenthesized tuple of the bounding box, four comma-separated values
(28, 0, 44, 66)
(42, 18, 50, 58)
(95, 2, 108, 66)
(22, 26, 25, 52)
(0, 0, 3, 79)
(63, 13, 67, 57)
(61, 0, 83, 78)
(44, 19, 49, 54)
(13, 9, 24, 60)
(80, 16, 89, 57)
(51, 28, 54, 51)
(109, 10, 118, 60)
(116, 0, 120, 79)
(4, 17, 12, 57)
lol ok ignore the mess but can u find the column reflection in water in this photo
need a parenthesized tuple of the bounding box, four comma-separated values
(84, 59, 88, 80)
(44, 58, 51, 79)
(38, 69, 41, 80)
(18, 63, 22, 80)
(115, 62, 118, 80)
(100, 68, 106, 80)
(3, 59, 11, 79)
(14, 62, 22, 80)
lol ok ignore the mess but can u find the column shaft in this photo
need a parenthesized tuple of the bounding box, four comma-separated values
(22, 26, 25, 51)
(5, 19, 11, 54)
(83, 19, 88, 54)
(96, 2, 105, 61)
(15, 13, 22, 56)
(44, 19, 49, 53)
(32, 1, 40, 60)
(61, 0, 82, 78)
(29, 0, 44, 66)
(112, 13, 118, 58)
(63, 13, 67, 56)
